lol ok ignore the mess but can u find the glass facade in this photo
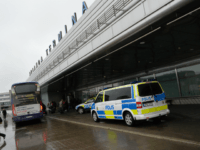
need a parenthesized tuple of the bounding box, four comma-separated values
(124, 78, 136, 84)
(76, 63, 200, 102)
(113, 82, 123, 87)
(156, 70, 179, 98)
(178, 64, 200, 97)
(139, 74, 154, 81)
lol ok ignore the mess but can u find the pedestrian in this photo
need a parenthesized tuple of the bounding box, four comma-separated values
(0, 117, 6, 139)
(47, 102, 50, 114)
(63, 100, 68, 112)
(67, 96, 71, 112)
(59, 99, 63, 113)
(2, 109, 7, 120)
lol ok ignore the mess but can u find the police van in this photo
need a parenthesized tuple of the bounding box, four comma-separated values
(75, 97, 96, 114)
(91, 80, 170, 126)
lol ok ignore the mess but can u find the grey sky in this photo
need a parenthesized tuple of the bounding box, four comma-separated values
(0, 0, 95, 93)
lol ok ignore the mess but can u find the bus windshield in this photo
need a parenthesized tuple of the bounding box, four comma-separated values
(14, 84, 37, 95)
(12, 83, 40, 107)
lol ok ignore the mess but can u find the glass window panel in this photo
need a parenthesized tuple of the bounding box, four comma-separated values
(89, 88, 96, 98)
(124, 78, 136, 85)
(105, 87, 131, 101)
(113, 82, 123, 87)
(97, 86, 103, 93)
(103, 84, 112, 89)
(14, 84, 37, 94)
(138, 83, 162, 97)
(178, 64, 200, 96)
(82, 90, 89, 102)
(96, 92, 103, 103)
(150, 83, 163, 95)
(139, 74, 154, 81)
(156, 70, 179, 98)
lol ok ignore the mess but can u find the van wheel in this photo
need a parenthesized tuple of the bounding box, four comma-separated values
(124, 112, 134, 126)
(78, 108, 84, 114)
(92, 112, 99, 122)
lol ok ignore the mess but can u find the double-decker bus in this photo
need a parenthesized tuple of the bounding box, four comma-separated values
(11, 82, 43, 122)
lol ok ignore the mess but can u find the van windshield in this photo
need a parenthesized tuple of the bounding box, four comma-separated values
(138, 83, 163, 97)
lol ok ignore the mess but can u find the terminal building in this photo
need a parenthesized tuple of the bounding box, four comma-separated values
(27, 0, 200, 106)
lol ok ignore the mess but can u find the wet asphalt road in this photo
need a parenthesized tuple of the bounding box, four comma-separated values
(1, 105, 200, 150)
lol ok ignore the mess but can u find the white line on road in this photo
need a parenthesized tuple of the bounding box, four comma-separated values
(15, 127, 27, 131)
(47, 116, 200, 147)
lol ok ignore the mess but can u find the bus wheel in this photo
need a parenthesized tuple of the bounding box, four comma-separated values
(92, 112, 99, 122)
(124, 112, 134, 126)
(78, 108, 84, 114)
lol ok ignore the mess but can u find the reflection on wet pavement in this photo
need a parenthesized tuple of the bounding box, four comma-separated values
(1, 107, 200, 150)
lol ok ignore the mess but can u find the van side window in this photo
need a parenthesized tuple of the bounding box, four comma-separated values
(105, 87, 131, 101)
(95, 92, 103, 103)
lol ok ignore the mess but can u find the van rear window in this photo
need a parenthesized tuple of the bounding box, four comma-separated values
(138, 83, 162, 97)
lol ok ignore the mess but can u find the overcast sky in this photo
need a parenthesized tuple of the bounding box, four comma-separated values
(0, 0, 95, 93)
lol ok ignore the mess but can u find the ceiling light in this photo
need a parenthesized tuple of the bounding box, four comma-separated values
(105, 58, 109, 61)
(140, 42, 145, 44)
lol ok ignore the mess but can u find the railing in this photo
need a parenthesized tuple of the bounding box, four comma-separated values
(32, 0, 139, 82)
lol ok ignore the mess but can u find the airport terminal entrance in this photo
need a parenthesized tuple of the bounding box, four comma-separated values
(42, 1, 200, 105)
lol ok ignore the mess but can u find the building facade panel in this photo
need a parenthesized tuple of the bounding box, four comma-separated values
(143, 0, 173, 16)
(78, 42, 93, 59)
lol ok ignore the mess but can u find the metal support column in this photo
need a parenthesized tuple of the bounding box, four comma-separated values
(175, 68, 182, 104)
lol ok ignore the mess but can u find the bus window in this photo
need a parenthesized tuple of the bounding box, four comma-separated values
(14, 84, 37, 94)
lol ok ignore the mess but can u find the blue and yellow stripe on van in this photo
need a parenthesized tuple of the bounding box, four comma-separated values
(97, 110, 123, 119)
(141, 105, 168, 114)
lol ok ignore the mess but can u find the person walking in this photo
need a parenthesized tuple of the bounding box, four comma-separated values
(2, 109, 7, 120)
(59, 99, 63, 113)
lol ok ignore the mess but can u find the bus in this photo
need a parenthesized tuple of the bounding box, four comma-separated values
(11, 82, 43, 122)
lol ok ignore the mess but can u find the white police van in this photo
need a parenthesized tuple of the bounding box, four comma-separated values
(91, 80, 170, 126)
(75, 97, 96, 114)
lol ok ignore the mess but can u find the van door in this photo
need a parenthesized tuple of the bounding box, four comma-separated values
(95, 92, 105, 118)
(104, 86, 132, 119)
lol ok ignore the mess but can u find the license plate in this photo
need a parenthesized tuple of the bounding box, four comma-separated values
(143, 103, 153, 107)
(26, 116, 33, 118)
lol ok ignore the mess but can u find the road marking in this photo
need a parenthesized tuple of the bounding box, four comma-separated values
(15, 127, 27, 131)
(47, 116, 200, 147)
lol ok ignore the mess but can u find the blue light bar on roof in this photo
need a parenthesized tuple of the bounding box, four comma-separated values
(149, 79, 157, 81)
(103, 87, 112, 90)
(130, 79, 157, 84)
(130, 81, 142, 84)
